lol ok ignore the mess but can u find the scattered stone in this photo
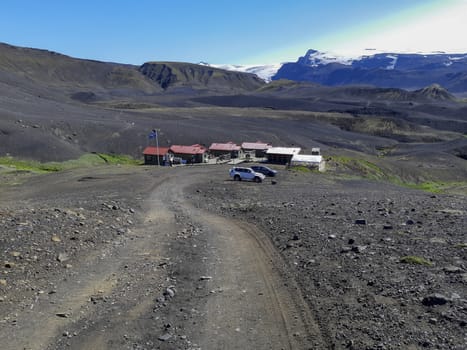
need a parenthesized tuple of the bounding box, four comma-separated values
(383, 225, 393, 230)
(57, 253, 70, 262)
(355, 219, 367, 225)
(199, 276, 212, 281)
(443, 266, 463, 274)
(328, 234, 337, 239)
(352, 245, 367, 253)
(0, 279, 6, 286)
(422, 293, 449, 306)
(340, 247, 352, 253)
(158, 333, 172, 341)
(164, 287, 175, 298)
(51, 235, 61, 242)
(56, 312, 70, 318)
(10, 251, 21, 257)
(4, 262, 14, 268)
(406, 219, 415, 225)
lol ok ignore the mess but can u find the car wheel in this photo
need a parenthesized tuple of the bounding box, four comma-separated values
(254, 176, 262, 183)
(234, 175, 241, 181)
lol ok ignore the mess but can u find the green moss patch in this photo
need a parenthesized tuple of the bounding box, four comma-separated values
(0, 153, 141, 174)
(400, 255, 432, 266)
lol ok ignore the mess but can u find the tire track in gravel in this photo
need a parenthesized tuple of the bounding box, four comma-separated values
(0, 166, 329, 349)
(161, 169, 329, 349)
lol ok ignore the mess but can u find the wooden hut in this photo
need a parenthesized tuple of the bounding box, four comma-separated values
(169, 144, 207, 164)
(241, 141, 272, 158)
(265, 147, 301, 164)
(143, 146, 170, 165)
(209, 142, 243, 159)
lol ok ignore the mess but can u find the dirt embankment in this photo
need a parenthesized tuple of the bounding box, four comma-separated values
(190, 167, 467, 350)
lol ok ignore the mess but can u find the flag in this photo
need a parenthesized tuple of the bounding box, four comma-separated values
(148, 129, 157, 139)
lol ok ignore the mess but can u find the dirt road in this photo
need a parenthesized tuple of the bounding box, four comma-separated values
(0, 166, 324, 349)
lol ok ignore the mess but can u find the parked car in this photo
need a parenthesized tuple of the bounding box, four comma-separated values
(229, 167, 266, 183)
(250, 165, 277, 177)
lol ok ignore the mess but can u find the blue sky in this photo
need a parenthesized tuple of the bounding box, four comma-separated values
(1, 0, 466, 65)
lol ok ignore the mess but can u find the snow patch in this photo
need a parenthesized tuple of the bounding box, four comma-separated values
(385, 55, 398, 70)
(305, 50, 354, 66)
(448, 55, 467, 61)
(200, 63, 282, 82)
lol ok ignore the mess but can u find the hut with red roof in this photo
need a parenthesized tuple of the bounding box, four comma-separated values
(142, 146, 170, 165)
(169, 144, 207, 164)
(208, 142, 243, 159)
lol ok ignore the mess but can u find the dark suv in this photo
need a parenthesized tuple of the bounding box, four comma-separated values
(250, 165, 277, 177)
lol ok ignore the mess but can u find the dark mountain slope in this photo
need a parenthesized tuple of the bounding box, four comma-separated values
(274, 49, 467, 93)
(0, 42, 265, 103)
(0, 42, 159, 93)
(139, 62, 264, 91)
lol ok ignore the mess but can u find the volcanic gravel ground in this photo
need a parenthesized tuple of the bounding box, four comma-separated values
(189, 169, 467, 350)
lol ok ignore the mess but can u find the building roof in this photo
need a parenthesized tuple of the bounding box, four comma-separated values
(143, 146, 170, 156)
(209, 142, 241, 151)
(241, 141, 272, 150)
(266, 147, 301, 156)
(170, 144, 207, 155)
(291, 154, 323, 163)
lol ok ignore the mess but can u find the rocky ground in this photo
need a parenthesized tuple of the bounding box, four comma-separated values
(0, 164, 465, 349)
(189, 167, 467, 349)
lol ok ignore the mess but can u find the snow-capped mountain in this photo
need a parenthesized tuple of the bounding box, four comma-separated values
(199, 62, 281, 82)
(296, 49, 354, 67)
(274, 49, 467, 92)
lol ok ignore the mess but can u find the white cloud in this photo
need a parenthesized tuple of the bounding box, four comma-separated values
(337, 1, 467, 55)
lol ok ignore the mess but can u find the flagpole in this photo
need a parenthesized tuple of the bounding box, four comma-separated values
(156, 130, 160, 166)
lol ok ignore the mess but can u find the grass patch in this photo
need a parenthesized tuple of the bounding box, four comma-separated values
(290, 165, 313, 173)
(400, 255, 432, 266)
(94, 153, 141, 166)
(329, 155, 467, 194)
(390, 179, 467, 194)
(0, 157, 61, 173)
(0, 153, 141, 174)
(330, 156, 386, 180)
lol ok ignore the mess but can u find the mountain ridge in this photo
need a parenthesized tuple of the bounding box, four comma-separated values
(273, 49, 467, 93)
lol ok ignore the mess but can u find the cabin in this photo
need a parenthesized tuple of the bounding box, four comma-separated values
(142, 146, 170, 165)
(265, 147, 301, 164)
(241, 141, 272, 158)
(169, 144, 207, 164)
(266, 147, 301, 164)
(208, 142, 243, 159)
(290, 154, 325, 171)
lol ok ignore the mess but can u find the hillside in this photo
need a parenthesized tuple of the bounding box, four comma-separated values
(0, 42, 466, 185)
(0, 42, 265, 104)
(139, 62, 264, 91)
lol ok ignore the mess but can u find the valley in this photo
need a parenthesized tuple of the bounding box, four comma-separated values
(0, 42, 466, 349)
